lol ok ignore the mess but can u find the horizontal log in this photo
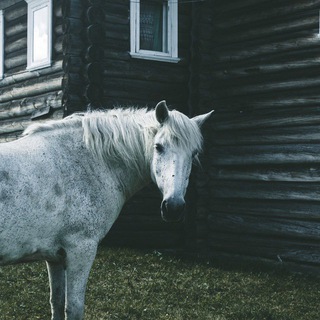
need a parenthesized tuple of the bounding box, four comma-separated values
(5, 36, 27, 55)
(86, 45, 104, 62)
(214, 35, 320, 64)
(210, 165, 320, 183)
(0, 0, 21, 10)
(54, 35, 63, 54)
(0, 61, 62, 88)
(0, 117, 31, 135)
(4, 3, 27, 22)
(0, 91, 63, 120)
(213, 106, 320, 130)
(218, 75, 320, 98)
(62, 17, 83, 35)
(218, 14, 318, 44)
(208, 212, 320, 240)
(63, 56, 83, 73)
(210, 179, 320, 201)
(86, 5, 105, 24)
(211, 144, 320, 166)
(213, 56, 320, 81)
(0, 133, 21, 144)
(103, 59, 188, 83)
(208, 232, 320, 265)
(215, 2, 318, 31)
(104, 22, 129, 41)
(62, 34, 84, 55)
(87, 24, 105, 44)
(212, 124, 320, 146)
(86, 62, 103, 84)
(0, 75, 62, 103)
(5, 20, 27, 38)
(54, 23, 63, 36)
(211, 198, 320, 220)
(4, 49, 27, 71)
(62, 0, 85, 19)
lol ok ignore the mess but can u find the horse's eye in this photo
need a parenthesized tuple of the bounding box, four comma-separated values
(155, 144, 164, 153)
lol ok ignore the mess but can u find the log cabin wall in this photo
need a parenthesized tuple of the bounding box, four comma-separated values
(206, 0, 320, 271)
(0, 0, 64, 143)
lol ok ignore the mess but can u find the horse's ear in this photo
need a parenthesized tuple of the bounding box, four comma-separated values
(192, 110, 214, 128)
(155, 100, 169, 124)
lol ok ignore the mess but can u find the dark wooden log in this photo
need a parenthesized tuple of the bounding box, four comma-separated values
(210, 179, 320, 202)
(212, 124, 320, 146)
(85, 84, 103, 105)
(4, 49, 27, 71)
(0, 75, 62, 103)
(0, 117, 31, 135)
(208, 232, 320, 265)
(214, 36, 320, 64)
(0, 0, 21, 10)
(211, 165, 320, 183)
(5, 20, 27, 38)
(62, 0, 85, 19)
(5, 36, 27, 54)
(211, 144, 320, 166)
(63, 56, 83, 74)
(54, 35, 64, 54)
(208, 212, 320, 241)
(87, 24, 105, 45)
(4, 3, 27, 22)
(62, 74, 84, 95)
(0, 61, 62, 88)
(62, 34, 84, 55)
(0, 91, 62, 120)
(86, 45, 104, 62)
(213, 106, 320, 131)
(86, 5, 105, 24)
(62, 17, 83, 35)
(211, 198, 320, 221)
(86, 62, 103, 84)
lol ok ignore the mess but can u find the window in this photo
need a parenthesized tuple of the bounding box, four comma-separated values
(130, 0, 179, 63)
(0, 10, 3, 79)
(26, 0, 52, 70)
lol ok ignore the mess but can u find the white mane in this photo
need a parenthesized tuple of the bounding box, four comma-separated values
(24, 108, 204, 178)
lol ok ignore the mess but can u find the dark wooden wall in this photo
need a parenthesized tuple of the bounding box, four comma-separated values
(0, 0, 64, 143)
(205, 0, 320, 271)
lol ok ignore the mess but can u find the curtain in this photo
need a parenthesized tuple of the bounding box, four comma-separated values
(140, 0, 164, 52)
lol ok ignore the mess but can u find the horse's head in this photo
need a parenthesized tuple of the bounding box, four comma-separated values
(151, 101, 213, 222)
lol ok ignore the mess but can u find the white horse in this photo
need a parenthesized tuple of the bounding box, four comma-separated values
(0, 100, 212, 319)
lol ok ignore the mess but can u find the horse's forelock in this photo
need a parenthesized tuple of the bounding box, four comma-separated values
(161, 110, 203, 153)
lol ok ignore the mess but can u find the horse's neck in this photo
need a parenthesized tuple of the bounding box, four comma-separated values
(42, 123, 152, 201)
(109, 157, 151, 201)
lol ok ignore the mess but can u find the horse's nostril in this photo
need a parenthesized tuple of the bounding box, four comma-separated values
(161, 197, 185, 222)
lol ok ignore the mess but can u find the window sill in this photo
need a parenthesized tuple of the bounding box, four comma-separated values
(130, 52, 180, 63)
(26, 61, 51, 72)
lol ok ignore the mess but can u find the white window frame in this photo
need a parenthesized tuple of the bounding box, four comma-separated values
(130, 0, 180, 63)
(0, 10, 4, 79)
(25, 0, 52, 71)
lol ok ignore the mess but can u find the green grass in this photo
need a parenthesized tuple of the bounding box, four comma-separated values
(0, 247, 319, 319)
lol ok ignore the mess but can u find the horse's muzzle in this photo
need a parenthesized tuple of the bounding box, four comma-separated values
(161, 197, 186, 222)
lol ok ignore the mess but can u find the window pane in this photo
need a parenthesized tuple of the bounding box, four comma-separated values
(33, 6, 48, 62)
(140, 0, 168, 52)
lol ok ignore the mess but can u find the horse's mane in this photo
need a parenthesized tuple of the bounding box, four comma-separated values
(23, 107, 203, 178)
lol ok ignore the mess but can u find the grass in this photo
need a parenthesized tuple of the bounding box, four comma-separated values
(0, 247, 319, 319)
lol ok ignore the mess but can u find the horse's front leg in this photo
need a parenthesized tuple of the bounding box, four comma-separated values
(46, 261, 66, 320)
(65, 241, 98, 320)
